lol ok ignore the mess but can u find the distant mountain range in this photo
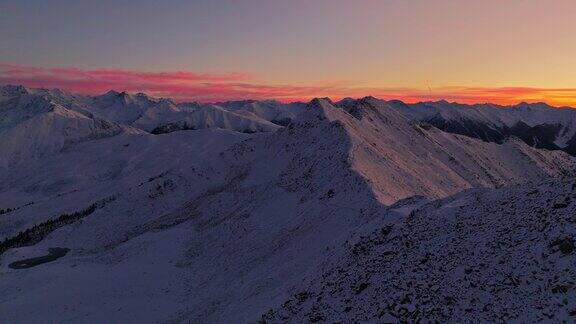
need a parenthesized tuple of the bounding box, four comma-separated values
(3, 84, 576, 164)
(386, 99, 576, 156)
(1, 85, 575, 322)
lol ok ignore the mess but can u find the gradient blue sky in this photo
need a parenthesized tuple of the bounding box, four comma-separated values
(1, 0, 576, 104)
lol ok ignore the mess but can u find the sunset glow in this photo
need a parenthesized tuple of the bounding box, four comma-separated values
(1, 0, 576, 105)
(2, 64, 575, 106)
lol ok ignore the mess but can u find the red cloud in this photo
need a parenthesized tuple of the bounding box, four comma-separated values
(1, 64, 575, 106)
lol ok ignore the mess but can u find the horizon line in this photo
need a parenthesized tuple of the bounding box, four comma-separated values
(2, 83, 572, 109)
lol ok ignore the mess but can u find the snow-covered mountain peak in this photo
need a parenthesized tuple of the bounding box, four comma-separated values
(0, 104, 126, 167)
(514, 101, 555, 111)
(289, 96, 576, 205)
(359, 95, 380, 102)
(298, 97, 346, 123)
(101, 89, 126, 98)
(95, 90, 160, 106)
(308, 97, 334, 108)
(0, 84, 28, 99)
(0, 92, 56, 120)
(177, 101, 202, 110)
(334, 96, 410, 125)
(388, 99, 576, 155)
(89, 90, 161, 124)
(335, 97, 356, 107)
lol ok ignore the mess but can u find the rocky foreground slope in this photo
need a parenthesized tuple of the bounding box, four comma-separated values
(263, 179, 576, 323)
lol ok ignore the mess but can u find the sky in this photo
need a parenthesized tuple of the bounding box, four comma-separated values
(1, 0, 576, 105)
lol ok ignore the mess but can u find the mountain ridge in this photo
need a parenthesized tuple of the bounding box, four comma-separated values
(0, 84, 575, 321)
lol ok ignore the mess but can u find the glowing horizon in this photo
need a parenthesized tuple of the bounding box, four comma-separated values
(1, 64, 576, 107)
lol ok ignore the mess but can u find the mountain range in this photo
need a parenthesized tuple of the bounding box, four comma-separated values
(1, 85, 575, 322)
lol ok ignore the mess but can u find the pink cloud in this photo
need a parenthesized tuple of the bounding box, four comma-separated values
(1, 64, 576, 106)
(0, 64, 251, 100)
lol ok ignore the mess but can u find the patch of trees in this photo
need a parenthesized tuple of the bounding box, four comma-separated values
(0, 197, 114, 256)
(0, 201, 34, 216)
(0, 208, 15, 215)
(150, 122, 195, 135)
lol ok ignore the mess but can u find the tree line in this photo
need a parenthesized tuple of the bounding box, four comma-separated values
(0, 197, 115, 256)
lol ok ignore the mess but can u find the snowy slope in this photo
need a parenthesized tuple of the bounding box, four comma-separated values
(0, 86, 289, 135)
(88, 90, 283, 133)
(216, 99, 307, 126)
(264, 179, 576, 323)
(0, 86, 129, 167)
(0, 87, 575, 323)
(0, 94, 574, 323)
(89, 90, 164, 124)
(387, 100, 576, 154)
(0, 129, 249, 239)
(0, 98, 386, 323)
(87, 91, 286, 134)
(143, 103, 281, 134)
(328, 97, 574, 203)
